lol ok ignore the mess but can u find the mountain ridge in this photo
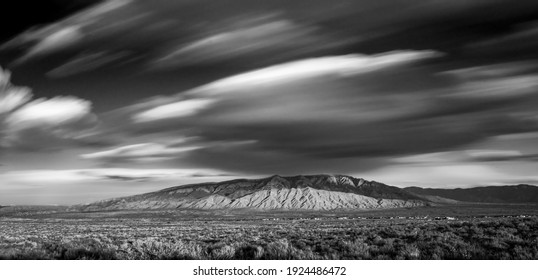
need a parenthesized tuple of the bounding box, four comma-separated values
(78, 175, 538, 211)
(405, 184, 538, 204)
(79, 174, 427, 211)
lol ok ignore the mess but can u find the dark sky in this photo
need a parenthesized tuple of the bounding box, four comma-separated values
(0, 0, 101, 43)
(1, 0, 538, 204)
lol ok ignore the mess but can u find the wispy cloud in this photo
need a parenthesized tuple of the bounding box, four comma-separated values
(392, 149, 538, 164)
(1, 67, 98, 150)
(152, 15, 356, 69)
(47, 51, 131, 78)
(0, 168, 236, 185)
(81, 142, 201, 162)
(15, 26, 84, 64)
(466, 20, 538, 54)
(364, 164, 538, 188)
(191, 51, 442, 95)
(2, 0, 538, 205)
(133, 99, 215, 123)
(0, 69, 32, 114)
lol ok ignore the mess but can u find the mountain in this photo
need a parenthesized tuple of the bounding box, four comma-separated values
(79, 175, 428, 211)
(405, 184, 538, 204)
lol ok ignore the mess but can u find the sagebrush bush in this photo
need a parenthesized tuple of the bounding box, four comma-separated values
(1, 215, 538, 260)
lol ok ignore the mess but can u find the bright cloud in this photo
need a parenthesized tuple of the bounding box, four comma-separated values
(0, 68, 32, 114)
(0, 67, 97, 150)
(0, 87, 32, 115)
(133, 99, 215, 123)
(7, 96, 92, 127)
(191, 51, 442, 95)
(2, 0, 538, 206)
(111, 52, 538, 176)
(129, 51, 441, 125)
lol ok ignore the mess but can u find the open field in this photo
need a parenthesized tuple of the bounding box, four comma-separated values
(1, 204, 538, 260)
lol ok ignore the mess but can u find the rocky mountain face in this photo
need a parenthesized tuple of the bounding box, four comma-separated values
(80, 175, 428, 211)
(405, 184, 538, 204)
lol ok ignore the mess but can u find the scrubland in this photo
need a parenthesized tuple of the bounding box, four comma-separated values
(1, 206, 537, 260)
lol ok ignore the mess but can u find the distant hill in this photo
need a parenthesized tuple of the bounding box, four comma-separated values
(77, 176, 538, 211)
(0, 205, 66, 212)
(405, 184, 538, 204)
(79, 175, 428, 211)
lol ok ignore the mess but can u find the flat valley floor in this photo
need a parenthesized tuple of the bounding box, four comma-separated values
(1, 204, 538, 260)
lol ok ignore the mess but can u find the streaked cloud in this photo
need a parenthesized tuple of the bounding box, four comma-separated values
(466, 21, 538, 54)
(0, 167, 240, 205)
(364, 163, 538, 188)
(1, 67, 98, 150)
(466, 149, 522, 159)
(7, 96, 92, 127)
(2, 96, 97, 149)
(494, 132, 538, 141)
(1, 0, 134, 65)
(448, 75, 538, 100)
(79, 0, 133, 22)
(0, 168, 232, 184)
(81, 142, 201, 162)
(133, 98, 215, 123)
(47, 51, 131, 78)
(465, 150, 538, 162)
(91, 52, 537, 175)
(191, 51, 442, 95)
(131, 51, 440, 124)
(152, 15, 355, 68)
(0, 68, 32, 114)
(3, 0, 538, 205)
(391, 152, 464, 164)
(392, 149, 538, 164)
(15, 26, 84, 64)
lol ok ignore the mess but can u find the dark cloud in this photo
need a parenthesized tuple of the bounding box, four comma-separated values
(102, 175, 153, 182)
(181, 143, 389, 176)
(71, 52, 538, 176)
(150, 14, 356, 70)
(2, 0, 538, 114)
(2, 0, 538, 181)
(4, 0, 538, 74)
(468, 152, 538, 163)
(391, 149, 538, 165)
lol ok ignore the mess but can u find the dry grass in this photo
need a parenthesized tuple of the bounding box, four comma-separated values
(1, 210, 538, 260)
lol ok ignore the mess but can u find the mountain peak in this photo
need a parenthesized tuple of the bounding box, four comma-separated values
(264, 175, 289, 187)
(79, 174, 428, 211)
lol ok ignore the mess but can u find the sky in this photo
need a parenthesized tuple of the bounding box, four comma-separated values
(1, 0, 538, 205)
